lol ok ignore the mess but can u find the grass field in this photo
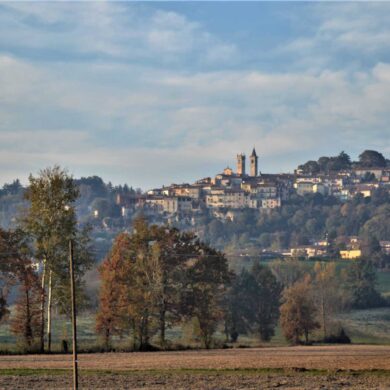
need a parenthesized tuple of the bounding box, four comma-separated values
(1, 308, 390, 352)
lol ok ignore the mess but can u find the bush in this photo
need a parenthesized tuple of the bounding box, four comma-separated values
(324, 328, 351, 344)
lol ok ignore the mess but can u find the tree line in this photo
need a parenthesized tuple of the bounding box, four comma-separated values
(0, 165, 388, 352)
(298, 150, 389, 175)
(201, 189, 390, 269)
(96, 217, 387, 350)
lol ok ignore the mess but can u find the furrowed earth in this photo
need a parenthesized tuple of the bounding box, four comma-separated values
(0, 345, 389, 389)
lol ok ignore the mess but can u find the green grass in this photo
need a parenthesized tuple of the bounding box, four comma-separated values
(377, 270, 390, 295)
(335, 307, 390, 344)
(0, 368, 70, 376)
(1, 306, 390, 352)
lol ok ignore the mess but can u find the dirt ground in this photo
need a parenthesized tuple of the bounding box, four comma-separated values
(0, 345, 389, 389)
(1, 370, 390, 389)
(0, 345, 389, 371)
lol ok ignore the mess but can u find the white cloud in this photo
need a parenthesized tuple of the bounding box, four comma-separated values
(1, 51, 389, 188)
(0, 3, 389, 188)
(277, 2, 390, 71)
(0, 2, 237, 67)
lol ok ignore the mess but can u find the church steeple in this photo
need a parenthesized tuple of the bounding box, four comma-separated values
(251, 147, 257, 158)
(250, 146, 258, 177)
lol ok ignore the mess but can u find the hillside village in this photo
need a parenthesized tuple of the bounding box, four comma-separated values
(110, 149, 390, 262)
(1, 149, 389, 263)
(115, 148, 390, 219)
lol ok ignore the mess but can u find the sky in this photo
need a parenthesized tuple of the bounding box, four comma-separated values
(0, 1, 389, 189)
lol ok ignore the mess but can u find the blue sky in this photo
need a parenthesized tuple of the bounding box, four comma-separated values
(0, 2, 389, 189)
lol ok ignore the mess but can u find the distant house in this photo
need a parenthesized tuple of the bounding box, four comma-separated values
(289, 245, 327, 258)
(354, 168, 384, 180)
(340, 249, 362, 259)
(380, 241, 390, 255)
(294, 181, 328, 196)
(206, 189, 248, 209)
(261, 198, 281, 209)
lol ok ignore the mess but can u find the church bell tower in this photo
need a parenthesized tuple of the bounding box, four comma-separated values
(250, 147, 258, 177)
(236, 153, 246, 176)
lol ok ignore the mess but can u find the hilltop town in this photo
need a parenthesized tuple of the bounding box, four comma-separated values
(1, 149, 389, 263)
(113, 148, 390, 219)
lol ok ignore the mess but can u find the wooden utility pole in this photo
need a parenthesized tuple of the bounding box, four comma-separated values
(69, 240, 78, 390)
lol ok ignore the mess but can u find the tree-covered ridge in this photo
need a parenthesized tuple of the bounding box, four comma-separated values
(298, 150, 389, 175)
(202, 189, 390, 266)
(95, 219, 387, 349)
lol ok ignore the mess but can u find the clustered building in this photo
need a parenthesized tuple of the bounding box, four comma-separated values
(115, 148, 390, 223)
(116, 148, 289, 221)
(293, 167, 390, 200)
(99, 147, 390, 261)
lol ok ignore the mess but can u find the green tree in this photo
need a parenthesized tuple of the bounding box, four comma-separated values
(184, 245, 231, 348)
(298, 160, 320, 175)
(23, 166, 93, 352)
(342, 259, 385, 309)
(358, 150, 386, 168)
(227, 263, 281, 342)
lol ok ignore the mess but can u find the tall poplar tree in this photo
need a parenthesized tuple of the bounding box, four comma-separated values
(23, 166, 92, 352)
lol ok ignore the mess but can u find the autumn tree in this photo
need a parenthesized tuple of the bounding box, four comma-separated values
(97, 217, 230, 350)
(11, 262, 41, 351)
(0, 230, 14, 323)
(0, 228, 41, 351)
(96, 233, 132, 349)
(97, 217, 202, 349)
(313, 262, 343, 339)
(280, 276, 319, 344)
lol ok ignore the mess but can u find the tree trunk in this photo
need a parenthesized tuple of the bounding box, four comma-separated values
(224, 319, 229, 343)
(144, 314, 149, 348)
(47, 270, 53, 352)
(131, 320, 137, 351)
(105, 327, 110, 351)
(321, 293, 327, 340)
(39, 260, 46, 353)
(25, 285, 32, 347)
(159, 304, 166, 348)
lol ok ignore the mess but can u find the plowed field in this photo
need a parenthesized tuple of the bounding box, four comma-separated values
(1, 345, 389, 389)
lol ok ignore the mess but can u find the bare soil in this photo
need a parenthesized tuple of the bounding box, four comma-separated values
(2, 370, 390, 389)
(0, 345, 389, 371)
(0, 345, 389, 389)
